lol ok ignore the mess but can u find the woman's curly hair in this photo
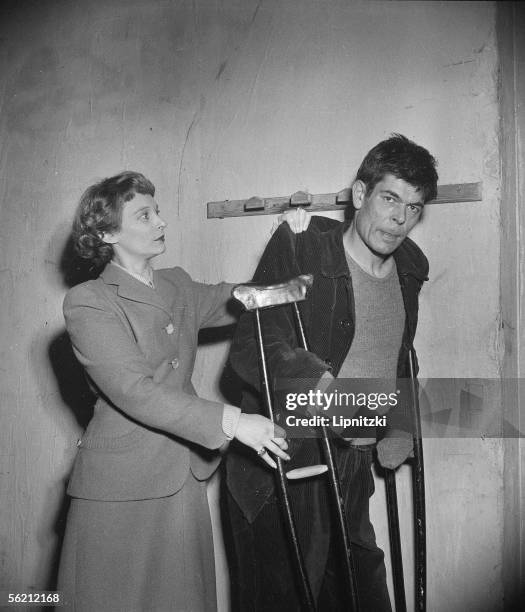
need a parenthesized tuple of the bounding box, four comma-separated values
(72, 171, 155, 268)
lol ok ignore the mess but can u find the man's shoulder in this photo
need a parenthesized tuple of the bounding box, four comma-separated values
(270, 215, 341, 246)
(253, 216, 343, 282)
(309, 215, 341, 232)
(397, 237, 429, 279)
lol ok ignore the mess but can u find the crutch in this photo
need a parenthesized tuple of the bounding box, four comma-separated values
(383, 348, 427, 612)
(382, 347, 426, 612)
(233, 274, 360, 612)
(408, 348, 426, 612)
(385, 469, 407, 612)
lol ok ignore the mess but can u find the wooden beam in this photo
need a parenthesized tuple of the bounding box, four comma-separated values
(207, 182, 482, 219)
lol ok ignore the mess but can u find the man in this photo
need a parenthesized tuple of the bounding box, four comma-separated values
(224, 134, 438, 611)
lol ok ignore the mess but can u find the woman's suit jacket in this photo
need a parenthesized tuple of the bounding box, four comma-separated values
(64, 263, 235, 501)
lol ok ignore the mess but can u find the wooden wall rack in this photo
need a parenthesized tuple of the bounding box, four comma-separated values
(207, 182, 482, 219)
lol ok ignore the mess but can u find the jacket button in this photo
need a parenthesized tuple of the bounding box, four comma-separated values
(339, 319, 351, 328)
(170, 358, 179, 369)
(325, 358, 333, 368)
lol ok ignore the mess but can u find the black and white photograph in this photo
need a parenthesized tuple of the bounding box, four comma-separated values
(0, 1, 524, 611)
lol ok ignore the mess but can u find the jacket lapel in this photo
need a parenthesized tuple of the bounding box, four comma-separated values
(394, 239, 428, 344)
(100, 263, 173, 316)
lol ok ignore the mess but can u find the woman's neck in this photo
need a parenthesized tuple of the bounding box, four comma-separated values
(111, 254, 153, 280)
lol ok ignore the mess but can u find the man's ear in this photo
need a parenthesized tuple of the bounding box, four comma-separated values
(352, 180, 367, 211)
(99, 231, 118, 245)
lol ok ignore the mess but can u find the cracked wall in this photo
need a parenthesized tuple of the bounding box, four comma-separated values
(0, 2, 504, 610)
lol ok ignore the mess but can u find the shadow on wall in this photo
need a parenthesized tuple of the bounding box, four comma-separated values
(39, 481, 71, 592)
(43, 235, 102, 588)
(59, 235, 103, 289)
(48, 331, 95, 430)
(45, 331, 94, 589)
(50, 229, 102, 432)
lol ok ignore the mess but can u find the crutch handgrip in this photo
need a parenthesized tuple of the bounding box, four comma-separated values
(286, 465, 328, 480)
(233, 274, 313, 310)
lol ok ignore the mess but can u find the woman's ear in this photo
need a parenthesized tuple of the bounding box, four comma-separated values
(352, 180, 366, 211)
(99, 231, 118, 245)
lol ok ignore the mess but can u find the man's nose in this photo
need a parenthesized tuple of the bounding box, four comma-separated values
(157, 214, 167, 229)
(391, 203, 406, 224)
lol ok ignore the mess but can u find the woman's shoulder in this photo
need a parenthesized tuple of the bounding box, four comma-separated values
(156, 266, 193, 286)
(63, 278, 106, 310)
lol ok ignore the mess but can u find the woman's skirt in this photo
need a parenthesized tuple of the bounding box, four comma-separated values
(57, 473, 216, 611)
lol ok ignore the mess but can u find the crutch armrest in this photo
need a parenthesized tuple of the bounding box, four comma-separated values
(232, 274, 314, 311)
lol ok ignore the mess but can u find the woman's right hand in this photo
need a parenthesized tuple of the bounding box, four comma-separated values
(234, 413, 290, 469)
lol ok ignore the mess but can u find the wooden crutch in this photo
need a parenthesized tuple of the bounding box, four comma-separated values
(383, 348, 426, 612)
(408, 348, 426, 612)
(233, 274, 359, 612)
(385, 469, 407, 612)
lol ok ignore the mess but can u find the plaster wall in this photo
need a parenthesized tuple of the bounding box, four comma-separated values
(0, 1, 504, 610)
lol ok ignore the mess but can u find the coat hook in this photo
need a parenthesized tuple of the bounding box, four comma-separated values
(289, 191, 312, 207)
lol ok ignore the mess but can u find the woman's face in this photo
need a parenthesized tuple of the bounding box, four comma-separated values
(103, 193, 167, 263)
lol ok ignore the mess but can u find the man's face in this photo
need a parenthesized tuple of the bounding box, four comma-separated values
(352, 174, 424, 257)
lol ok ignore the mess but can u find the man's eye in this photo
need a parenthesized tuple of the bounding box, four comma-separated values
(383, 196, 395, 204)
(409, 205, 421, 214)
(140, 212, 150, 220)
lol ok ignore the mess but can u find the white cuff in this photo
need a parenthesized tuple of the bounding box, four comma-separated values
(222, 405, 241, 440)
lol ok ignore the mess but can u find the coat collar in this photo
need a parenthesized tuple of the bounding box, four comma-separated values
(100, 263, 173, 315)
(320, 220, 428, 281)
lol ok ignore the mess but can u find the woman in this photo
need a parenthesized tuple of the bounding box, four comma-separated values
(58, 171, 298, 611)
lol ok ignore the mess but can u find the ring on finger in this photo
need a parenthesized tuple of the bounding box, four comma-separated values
(257, 448, 267, 456)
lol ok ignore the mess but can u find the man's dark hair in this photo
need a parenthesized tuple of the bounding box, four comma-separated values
(356, 133, 438, 203)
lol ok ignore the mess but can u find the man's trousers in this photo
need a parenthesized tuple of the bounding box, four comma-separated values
(226, 443, 392, 612)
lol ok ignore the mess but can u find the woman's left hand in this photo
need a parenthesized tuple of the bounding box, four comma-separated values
(278, 207, 311, 234)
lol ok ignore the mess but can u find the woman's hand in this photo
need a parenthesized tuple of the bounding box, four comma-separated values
(277, 207, 311, 234)
(234, 413, 290, 469)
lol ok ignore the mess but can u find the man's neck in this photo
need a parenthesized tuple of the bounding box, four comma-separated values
(342, 224, 394, 278)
